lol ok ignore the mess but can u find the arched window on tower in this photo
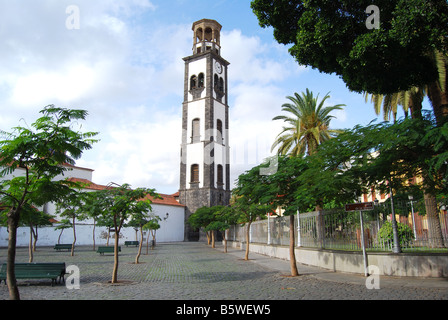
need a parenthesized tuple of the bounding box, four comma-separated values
(192, 118, 200, 143)
(198, 73, 204, 88)
(214, 74, 218, 89)
(191, 164, 199, 183)
(216, 119, 223, 144)
(217, 164, 223, 187)
(218, 77, 224, 92)
(190, 75, 197, 89)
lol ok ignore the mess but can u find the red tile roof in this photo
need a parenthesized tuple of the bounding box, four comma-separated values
(68, 178, 184, 207)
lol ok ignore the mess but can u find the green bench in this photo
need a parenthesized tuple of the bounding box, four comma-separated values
(96, 246, 121, 255)
(0, 263, 66, 286)
(54, 244, 73, 251)
(124, 241, 139, 247)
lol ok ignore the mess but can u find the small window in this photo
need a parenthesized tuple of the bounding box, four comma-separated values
(218, 77, 224, 92)
(217, 164, 223, 185)
(216, 119, 223, 144)
(198, 73, 204, 88)
(192, 118, 200, 143)
(190, 75, 197, 89)
(191, 164, 199, 183)
(214, 74, 218, 88)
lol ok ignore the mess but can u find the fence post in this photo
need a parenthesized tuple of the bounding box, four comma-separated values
(317, 211, 325, 249)
(297, 210, 301, 247)
(359, 211, 369, 276)
(267, 213, 271, 245)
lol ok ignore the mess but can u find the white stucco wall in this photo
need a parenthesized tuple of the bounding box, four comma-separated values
(0, 203, 185, 247)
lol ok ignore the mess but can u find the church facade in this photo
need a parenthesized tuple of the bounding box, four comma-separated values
(178, 19, 231, 241)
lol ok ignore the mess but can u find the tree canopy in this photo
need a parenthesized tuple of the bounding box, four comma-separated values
(251, 0, 448, 94)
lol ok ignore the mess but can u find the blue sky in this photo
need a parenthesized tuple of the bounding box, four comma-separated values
(0, 0, 431, 194)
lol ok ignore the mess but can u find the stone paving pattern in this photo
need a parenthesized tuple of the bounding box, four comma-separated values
(0, 242, 447, 300)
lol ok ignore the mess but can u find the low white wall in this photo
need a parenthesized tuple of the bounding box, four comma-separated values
(0, 204, 185, 247)
(229, 241, 448, 278)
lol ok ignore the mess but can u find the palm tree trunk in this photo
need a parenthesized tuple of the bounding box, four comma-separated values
(424, 192, 445, 248)
(428, 81, 448, 125)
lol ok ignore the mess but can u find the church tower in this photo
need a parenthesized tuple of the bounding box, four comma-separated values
(179, 19, 231, 241)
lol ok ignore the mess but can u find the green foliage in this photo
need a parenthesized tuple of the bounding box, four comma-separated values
(251, 0, 448, 94)
(377, 221, 414, 246)
(271, 89, 345, 157)
(143, 216, 162, 231)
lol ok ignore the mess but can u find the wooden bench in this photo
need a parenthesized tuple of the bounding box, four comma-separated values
(0, 263, 66, 286)
(96, 246, 121, 255)
(54, 244, 73, 251)
(124, 241, 139, 247)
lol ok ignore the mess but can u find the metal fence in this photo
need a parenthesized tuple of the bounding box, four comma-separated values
(228, 199, 448, 253)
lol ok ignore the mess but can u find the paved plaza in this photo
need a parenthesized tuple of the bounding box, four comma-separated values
(0, 242, 447, 300)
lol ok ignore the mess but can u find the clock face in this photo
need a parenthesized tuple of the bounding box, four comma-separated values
(215, 61, 222, 74)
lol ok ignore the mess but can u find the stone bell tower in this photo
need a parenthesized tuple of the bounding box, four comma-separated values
(179, 19, 231, 241)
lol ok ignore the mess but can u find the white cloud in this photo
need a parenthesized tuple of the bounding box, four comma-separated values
(0, 2, 310, 194)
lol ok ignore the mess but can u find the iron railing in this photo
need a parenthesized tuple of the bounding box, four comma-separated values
(228, 199, 448, 253)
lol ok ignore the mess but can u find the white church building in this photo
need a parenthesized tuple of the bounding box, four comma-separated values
(0, 163, 186, 247)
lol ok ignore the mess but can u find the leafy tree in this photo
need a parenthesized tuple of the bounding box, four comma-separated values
(187, 206, 216, 245)
(55, 190, 85, 256)
(94, 183, 159, 283)
(0, 106, 97, 300)
(262, 156, 308, 276)
(272, 89, 344, 156)
(209, 205, 239, 253)
(54, 218, 72, 245)
(20, 205, 53, 262)
(81, 190, 105, 250)
(127, 207, 160, 264)
(251, 0, 448, 122)
(233, 163, 273, 260)
(310, 114, 447, 247)
(143, 216, 161, 254)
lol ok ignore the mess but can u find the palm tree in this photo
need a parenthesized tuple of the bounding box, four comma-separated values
(271, 89, 345, 157)
(363, 86, 425, 122)
(364, 50, 447, 123)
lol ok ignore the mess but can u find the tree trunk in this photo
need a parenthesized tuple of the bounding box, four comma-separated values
(135, 227, 143, 264)
(32, 226, 38, 252)
(7, 209, 20, 300)
(206, 231, 211, 245)
(152, 232, 156, 249)
(71, 217, 76, 257)
(146, 231, 149, 254)
(289, 215, 299, 276)
(211, 230, 215, 248)
(92, 219, 96, 251)
(111, 231, 120, 283)
(245, 221, 251, 260)
(424, 192, 445, 248)
(222, 231, 227, 253)
(28, 225, 33, 263)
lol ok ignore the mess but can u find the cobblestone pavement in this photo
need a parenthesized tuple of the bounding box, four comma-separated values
(0, 242, 447, 301)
